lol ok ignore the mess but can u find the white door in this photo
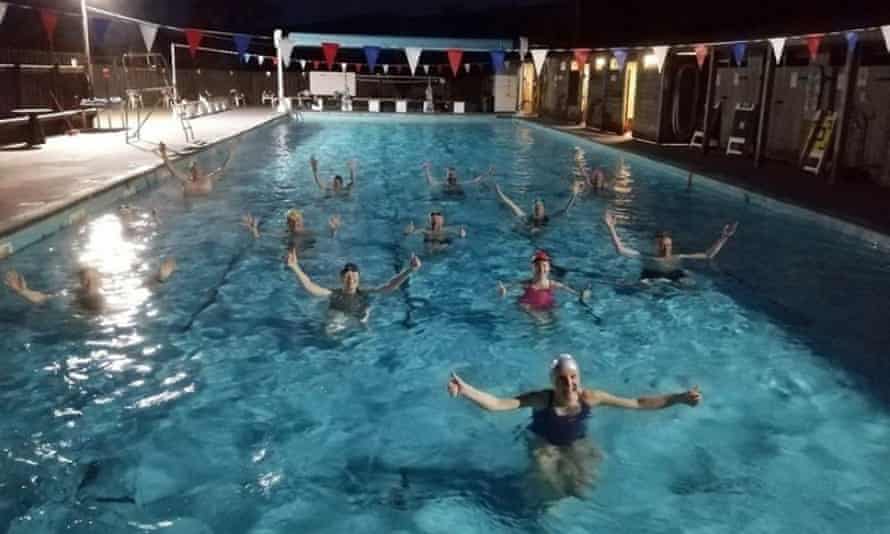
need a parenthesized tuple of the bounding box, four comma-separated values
(494, 74, 519, 113)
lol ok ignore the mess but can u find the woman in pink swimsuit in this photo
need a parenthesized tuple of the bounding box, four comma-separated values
(498, 250, 589, 312)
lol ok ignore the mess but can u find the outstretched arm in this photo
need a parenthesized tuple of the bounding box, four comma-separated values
(677, 222, 738, 261)
(467, 165, 496, 184)
(206, 143, 237, 179)
(495, 184, 526, 218)
(4, 271, 53, 305)
(346, 160, 357, 189)
(588, 386, 701, 410)
(158, 142, 192, 183)
(310, 156, 326, 191)
(551, 183, 581, 218)
(285, 249, 332, 298)
(447, 372, 549, 411)
(371, 254, 422, 294)
(422, 162, 439, 187)
(551, 280, 591, 302)
(603, 211, 641, 258)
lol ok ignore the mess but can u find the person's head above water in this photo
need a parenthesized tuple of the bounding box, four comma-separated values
(286, 209, 304, 232)
(654, 230, 673, 257)
(340, 262, 360, 293)
(531, 250, 551, 279)
(77, 267, 102, 293)
(429, 211, 445, 231)
(446, 168, 458, 185)
(332, 175, 345, 191)
(550, 353, 581, 397)
(532, 199, 546, 219)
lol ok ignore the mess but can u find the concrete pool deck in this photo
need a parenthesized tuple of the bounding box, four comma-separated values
(0, 107, 285, 255)
(522, 118, 890, 238)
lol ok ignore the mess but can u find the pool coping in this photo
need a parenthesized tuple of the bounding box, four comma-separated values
(0, 113, 288, 259)
(517, 118, 890, 252)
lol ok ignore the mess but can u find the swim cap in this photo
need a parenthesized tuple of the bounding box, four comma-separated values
(550, 353, 579, 374)
(340, 263, 360, 275)
(286, 209, 303, 221)
(531, 250, 551, 263)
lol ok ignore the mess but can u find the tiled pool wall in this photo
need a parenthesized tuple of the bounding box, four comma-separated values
(521, 119, 890, 252)
(0, 115, 286, 259)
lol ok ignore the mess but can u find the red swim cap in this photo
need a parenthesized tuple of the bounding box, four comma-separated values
(531, 250, 551, 263)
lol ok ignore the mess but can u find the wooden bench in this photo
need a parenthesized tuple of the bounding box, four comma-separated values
(0, 109, 97, 146)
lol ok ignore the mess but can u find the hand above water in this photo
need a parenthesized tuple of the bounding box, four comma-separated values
(722, 222, 739, 238)
(4, 270, 28, 293)
(157, 257, 177, 283)
(286, 249, 300, 272)
(409, 253, 422, 272)
(448, 372, 466, 398)
(241, 213, 260, 239)
(680, 386, 702, 406)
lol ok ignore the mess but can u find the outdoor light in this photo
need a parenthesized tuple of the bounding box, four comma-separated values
(644, 54, 659, 69)
(609, 58, 618, 70)
(71, 58, 79, 67)
(570, 60, 579, 72)
(595, 57, 606, 71)
(266, 71, 271, 77)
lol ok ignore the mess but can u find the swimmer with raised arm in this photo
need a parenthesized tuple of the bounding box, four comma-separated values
(495, 182, 581, 233)
(497, 250, 590, 312)
(158, 142, 235, 196)
(603, 211, 738, 283)
(5, 259, 176, 313)
(404, 211, 467, 251)
(285, 249, 422, 324)
(447, 354, 701, 497)
(422, 162, 494, 197)
(311, 155, 356, 196)
(242, 209, 341, 249)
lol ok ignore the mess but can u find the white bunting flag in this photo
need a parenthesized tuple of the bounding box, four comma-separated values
(882, 25, 890, 54)
(519, 36, 529, 61)
(257, 56, 265, 66)
(279, 37, 295, 68)
(244, 53, 252, 63)
(769, 37, 786, 64)
(405, 47, 422, 75)
(341, 62, 347, 72)
(0, 3, 8, 26)
(652, 45, 669, 72)
(531, 49, 548, 76)
(383, 64, 389, 74)
(423, 65, 430, 74)
(139, 23, 159, 52)
(299, 59, 307, 70)
(464, 63, 470, 73)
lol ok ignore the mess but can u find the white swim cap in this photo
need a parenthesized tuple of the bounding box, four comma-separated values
(550, 353, 579, 374)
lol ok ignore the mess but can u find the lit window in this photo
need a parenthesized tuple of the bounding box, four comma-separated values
(570, 60, 579, 72)
(595, 57, 606, 71)
(609, 58, 618, 71)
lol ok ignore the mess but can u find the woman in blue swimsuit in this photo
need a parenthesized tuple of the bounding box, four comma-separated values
(447, 354, 701, 497)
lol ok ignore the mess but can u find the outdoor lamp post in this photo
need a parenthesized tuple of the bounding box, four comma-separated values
(80, 0, 95, 97)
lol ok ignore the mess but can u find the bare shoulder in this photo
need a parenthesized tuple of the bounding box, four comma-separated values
(582, 389, 605, 405)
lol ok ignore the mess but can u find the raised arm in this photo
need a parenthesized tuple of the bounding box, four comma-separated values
(588, 386, 701, 410)
(603, 211, 641, 258)
(677, 222, 738, 261)
(158, 142, 191, 183)
(551, 280, 591, 302)
(551, 182, 581, 218)
(206, 144, 237, 179)
(467, 165, 496, 184)
(371, 254, 422, 294)
(447, 372, 549, 411)
(4, 270, 53, 305)
(422, 162, 439, 187)
(310, 156, 326, 191)
(285, 249, 331, 298)
(346, 160, 357, 188)
(495, 184, 526, 218)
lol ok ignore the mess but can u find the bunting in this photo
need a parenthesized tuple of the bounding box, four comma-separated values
(299, 59, 307, 70)
(464, 63, 471, 73)
(341, 62, 347, 72)
(355, 63, 362, 72)
(91, 17, 111, 47)
(184, 29, 203, 59)
(845, 31, 858, 52)
(39, 9, 58, 48)
(769, 37, 786, 64)
(806, 35, 822, 62)
(322, 42, 339, 69)
(0, 3, 7, 26)
(519, 37, 529, 61)
(405, 47, 422, 74)
(447, 49, 463, 76)
(383, 64, 389, 74)
(490, 49, 506, 74)
(531, 49, 548, 76)
(279, 37, 295, 68)
(233, 34, 251, 62)
(732, 42, 747, 66)
(652, 45, 669, 72)
(363, 46, 380, 72)
(612, 48, 628, 71)
(258, 56, 265, 66)
(423, 65, 430, 74)
(573, 48, 591, 68)
(312, 60, 320, 70)
(139, 23, 158, 52)
(694, 45, 708, 69)
(882, 25, 890, 54)
(244, 53, 252, 64)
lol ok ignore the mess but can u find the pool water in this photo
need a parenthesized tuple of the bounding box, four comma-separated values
(1, 114, 889, 533)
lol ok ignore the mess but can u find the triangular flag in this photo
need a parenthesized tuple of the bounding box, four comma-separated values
(39, 9, 58, 48)
(405, 47, 422, 74)
(279, 37, 295, 68)
(363, 46, 380, 72)
(91, 18, 112, 47)
(694, 45, 708, 69)
(519, 37, 529, 61)
(490, 49, 506, 74)
(383, 64, 389, 74)
(244, 53, 252, 64)
(531, 49, 548, 76)
(272, 57, 278, 66)
(447, 49, 463, 76)
(139, 23, 158, 52)
(652, 45, 669, 72)
(354, 63, 362, 72)
(0, 3, 7, 26)
(806, 35, 822, 62)
(258, 56, 265, 66)
(732, 42, 747, 66)
(882, 25, 890, 54)
(184, 29, 203, 59)
(845, 31, 858, 53)
(322, 42, 339, 69)
(423, 65, 430, 74)
(613, 48, 628, 71)
(341, 62, 347, 72)
(312, 60, 320, 70)
(573, 48, 591, 68)
(769, 37, 786, 64)
(233, 34, 251, 60)
(464, 63, 471, 73)
(299, 59, 307, 70)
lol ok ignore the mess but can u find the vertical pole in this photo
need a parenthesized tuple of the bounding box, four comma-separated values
(700, 48, 717, 154)
(829, 40, 859, 184)
(274, 29, 286, 112)
(171, 42, 178, 100)
(80, 0, 94, 97)
(600, 60, 609, 130)
(654, 56, 666, 143)
(754, 46, 775, 167)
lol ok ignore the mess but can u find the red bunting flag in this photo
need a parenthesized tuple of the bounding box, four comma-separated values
(322, 42, 339, 69)
(694, 45, 708, 68)
(39, 9, 59, 48)
(272, 57, 278, 66)
(573, 48, 591, 68)
(447, 49, 463, 76)
(312, 60, 320, 70)
(806, 35, 822, 62)
(184, 29, 203, 59)
(354, 63, 363, 72)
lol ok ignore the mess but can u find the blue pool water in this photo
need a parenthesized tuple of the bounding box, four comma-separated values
(2, 114, 890, 533)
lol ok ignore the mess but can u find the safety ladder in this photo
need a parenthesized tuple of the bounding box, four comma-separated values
(121, 53, 195, 144)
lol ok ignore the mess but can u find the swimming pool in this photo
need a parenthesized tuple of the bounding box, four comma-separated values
(1, 114, 889, 533)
